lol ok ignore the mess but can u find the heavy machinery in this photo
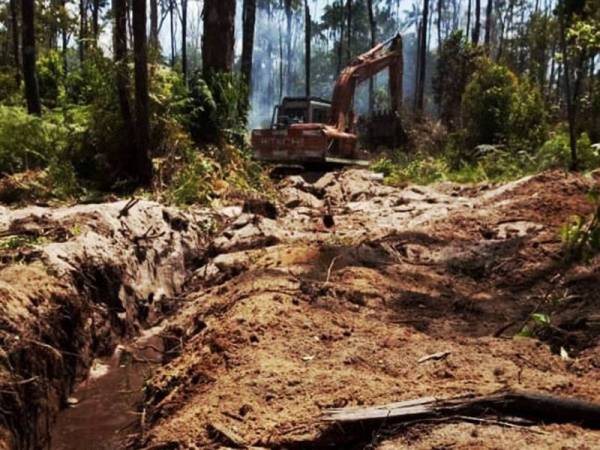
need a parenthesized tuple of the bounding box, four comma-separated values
(251, 34, 404, 166)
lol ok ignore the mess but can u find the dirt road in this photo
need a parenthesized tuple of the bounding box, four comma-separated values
(1, 169, 599, 449)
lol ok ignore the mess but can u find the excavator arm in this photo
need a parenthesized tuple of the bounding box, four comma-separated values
(329, 34, 403, 134)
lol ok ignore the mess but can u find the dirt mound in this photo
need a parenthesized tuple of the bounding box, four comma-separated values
(134, 169, 600, 449)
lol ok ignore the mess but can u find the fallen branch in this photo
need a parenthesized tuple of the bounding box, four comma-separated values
(322, 390, 600, 429)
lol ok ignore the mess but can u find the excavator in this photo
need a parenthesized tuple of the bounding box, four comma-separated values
(251, 34, 404, 167)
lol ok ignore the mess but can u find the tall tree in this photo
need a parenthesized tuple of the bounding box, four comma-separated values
(10, 0, 20, 86)
(169, 0, 175, 66)
(415, 0, 429, 115)
(181, 0, 188, 83)
(367, 0, 376, 113)
(91, 0, 100, 43)
(284, 0, 293, 94)
(202, 0, 236, 74)
(241, 0, 257, 93)
(60, 0, 68, 75)
(21, 0, 41, 115)
(79, 0, 87, 63)
(149, 0, 158, 50)
(132, 0, 153, 183)
(472, 0, 481, 44)
(113, 0, 133, 156)
(484, 0, 493, 49)
(346, 0, 352, 62)
(304, 0, 311, 98)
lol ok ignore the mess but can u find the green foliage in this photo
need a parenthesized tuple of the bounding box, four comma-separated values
(461, 59, 549, 156)
(433, 31, 482, 130)
(165, 147, 216, 205)
(561, 188, 600, 262)
(536, 131, 599, 170)
(517, 313, 552, 338)
(185, 71, 249, 146)
(462, 59, 517, 148)
(37, 50, 65, 107)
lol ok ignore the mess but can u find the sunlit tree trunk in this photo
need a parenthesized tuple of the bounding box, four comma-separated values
(202, 0, 236, 74)
(132, 0, 153, 184)
(10, 0, 21, 86)
(21, 0, 41, 115)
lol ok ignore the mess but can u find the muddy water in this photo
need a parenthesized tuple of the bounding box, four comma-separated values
(50, 328, 163, 450)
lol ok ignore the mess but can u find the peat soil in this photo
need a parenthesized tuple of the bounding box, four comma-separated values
(1, 169, 600, 450)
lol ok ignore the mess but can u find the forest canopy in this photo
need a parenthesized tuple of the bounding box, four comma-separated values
(0, 0, 598, 200)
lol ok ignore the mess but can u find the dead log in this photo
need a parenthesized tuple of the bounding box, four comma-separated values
(322, 390, 600, 429)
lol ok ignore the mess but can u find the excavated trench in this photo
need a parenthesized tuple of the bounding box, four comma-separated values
(0, 200, 213, 450)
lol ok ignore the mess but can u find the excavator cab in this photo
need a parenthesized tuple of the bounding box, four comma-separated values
(271, 97, 331, 129)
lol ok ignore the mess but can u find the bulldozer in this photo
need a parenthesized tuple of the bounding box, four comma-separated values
(251, 34, 404, 167)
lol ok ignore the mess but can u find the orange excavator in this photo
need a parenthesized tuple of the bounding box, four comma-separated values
(251, 34, 404, 167)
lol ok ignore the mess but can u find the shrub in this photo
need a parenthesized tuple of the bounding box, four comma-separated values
(37, 50, 65, 108)
(462, 59, 517, 148)
(535, 131, 599, 171)
(509, 79, 548, 152)
(185, 71, 249, 146)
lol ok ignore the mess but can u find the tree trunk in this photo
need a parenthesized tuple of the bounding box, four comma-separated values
(367, 0, 376, 114)
(132, 0, 153, 184)
(284, 0, 293, 95)
(472, 0, 480, 45)
(466, 0, 471, 41)
(304, 0, 311, 98)
(21, 0, 41, 115)
(169, 0, 175, 67)
(181, 0, 188, 84)
(337, 5, 345, 75)
(202, 0, 236, 75)
(415, 0, 429, 115)
(437, 0, 442, 50)
(10, 0, 21, 86)
(61, 0, 68, 75)
(91, 0, 100, 44)
(149, 0, 159, 51)
(558, 0, 577, 170)
(484, 0, 493, 50)
(241, 0, 257, 96)
(113, 0, 135, 176)
(279, 15, 284, 99)
(79, 0, 87, 63)
(346, 0, 352, 63)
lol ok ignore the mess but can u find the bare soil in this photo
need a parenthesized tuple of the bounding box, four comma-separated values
(137, 170, 600, 449)
(1, 170, 600, 450)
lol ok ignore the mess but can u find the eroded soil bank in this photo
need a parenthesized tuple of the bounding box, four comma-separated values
(1, 169, 600, 449)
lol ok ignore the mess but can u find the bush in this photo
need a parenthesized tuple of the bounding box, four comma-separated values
(461, 59, 548, 158)
(535, 131, 599, 171)
(462, 59, 516, 148)
(185, 71, 249, 146)
(38, 50, 65, 108)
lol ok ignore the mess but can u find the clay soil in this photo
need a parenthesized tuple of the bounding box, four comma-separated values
(136, 170, 600, 449)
